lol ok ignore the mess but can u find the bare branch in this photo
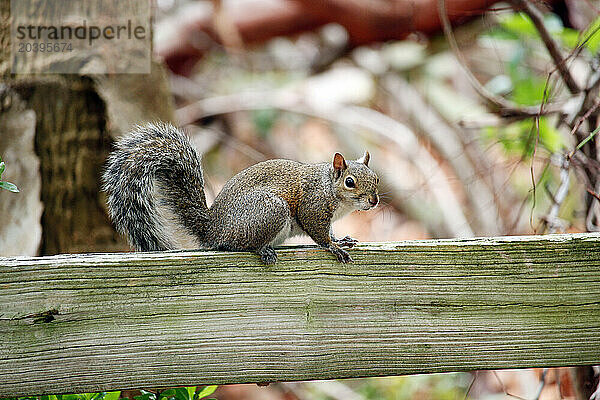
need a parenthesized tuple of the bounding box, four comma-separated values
(463, 371, 478, 400)
(437, 0, 564, 118)
(569, 98, 600, 138)
(586, 188, 600, 202)
(511, 0, 580, 94)
(587, 179, 600, 232)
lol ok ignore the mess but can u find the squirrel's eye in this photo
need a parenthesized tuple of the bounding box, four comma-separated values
(344, 177, 356, 188)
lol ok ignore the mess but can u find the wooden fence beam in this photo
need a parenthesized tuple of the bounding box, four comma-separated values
(1, 233, 600, 396)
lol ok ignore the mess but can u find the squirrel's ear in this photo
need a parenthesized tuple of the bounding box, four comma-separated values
(333, 153, 347, 179)
(356, 151, 370, 166)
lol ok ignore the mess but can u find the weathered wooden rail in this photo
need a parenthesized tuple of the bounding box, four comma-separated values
(1, 233, 600, 396)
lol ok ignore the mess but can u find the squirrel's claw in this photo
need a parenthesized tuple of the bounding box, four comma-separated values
(328, 244, 353, 263)
(335, 235, 358, 248)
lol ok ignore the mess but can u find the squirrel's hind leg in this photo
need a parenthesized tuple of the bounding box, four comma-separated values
(208, 190, 291, 264)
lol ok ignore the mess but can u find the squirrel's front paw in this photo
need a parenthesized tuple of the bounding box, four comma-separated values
(328, 244, 353, 264)
(335, 235, 358, 248)
(258, 245, 277, 265)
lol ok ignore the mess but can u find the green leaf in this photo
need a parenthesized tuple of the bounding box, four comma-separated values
(158, 389, 176, 400)
(172, 388, 193, 400)
(500, 12, 538, 36)
(0, 181, 19, 193)
(58, 395, 83, 400)
(103, 393, 120, 400)
(185, 388, 196, 400)
(196, 386, 217, 399)
(0, 161, 5, 176)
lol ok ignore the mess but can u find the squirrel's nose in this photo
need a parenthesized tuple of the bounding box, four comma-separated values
(368, 194, 379, 207)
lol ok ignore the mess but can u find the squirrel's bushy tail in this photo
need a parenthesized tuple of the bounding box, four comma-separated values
(102, 122, 209, 251)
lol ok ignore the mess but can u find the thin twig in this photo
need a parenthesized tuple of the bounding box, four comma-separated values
(511, 0, 580, 94)
(586, 188, 600, 202)
(529, 71, 554, 232)
(573, 23, 600, 57)
(580, 68, 600, 124)
(437, 0, 563, 118)
(569, 98, 600, 137)
(557, 24, 600, 137)
(569, 125, 600, 160)
(571, 151, 600, 189)
(462, 371, 477, 400)
(530, 121, 540, 232)
(529, 73, 553, 232)
(586, 180, 600, 231)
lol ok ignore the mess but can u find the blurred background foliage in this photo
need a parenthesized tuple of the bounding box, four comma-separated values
(2, 0, 599, 399)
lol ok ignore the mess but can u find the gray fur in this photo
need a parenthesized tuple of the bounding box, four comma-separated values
(103, 123, 379, 263)
(102, 122, 208, 251)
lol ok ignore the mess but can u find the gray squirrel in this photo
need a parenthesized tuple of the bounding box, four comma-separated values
(102, 122, 379, 264)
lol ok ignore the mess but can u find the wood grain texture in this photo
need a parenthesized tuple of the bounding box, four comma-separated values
(1, 233, 600, 396)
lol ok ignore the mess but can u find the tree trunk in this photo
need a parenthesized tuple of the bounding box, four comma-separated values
(14, 78, 126, 255)
(0, 0, 174, 255)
